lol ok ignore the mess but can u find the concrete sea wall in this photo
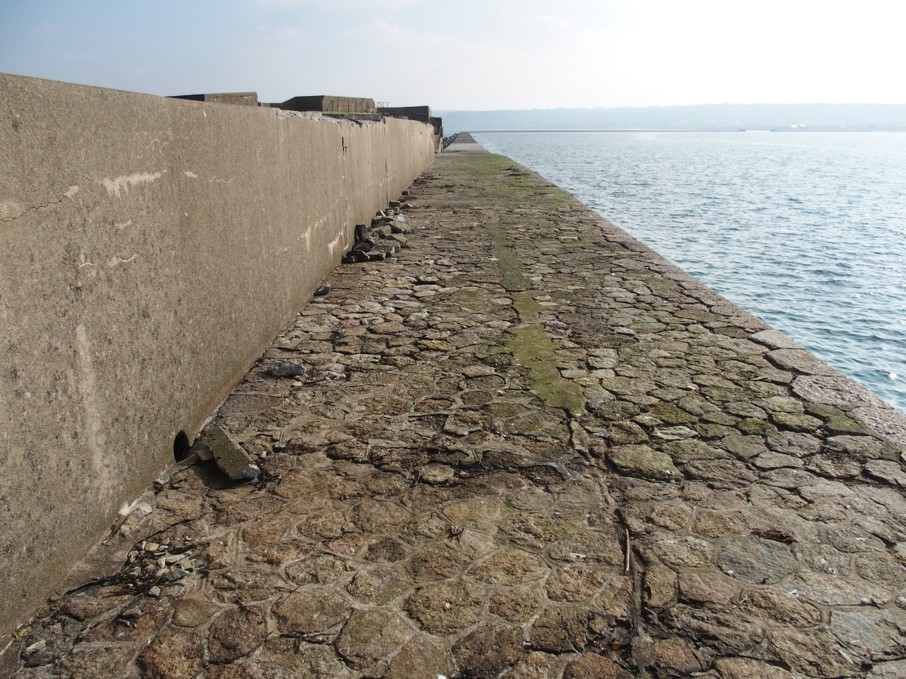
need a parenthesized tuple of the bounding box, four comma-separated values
(0, 73, 436, 634)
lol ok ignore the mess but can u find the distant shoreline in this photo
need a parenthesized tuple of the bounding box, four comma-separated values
(465, 128, 906, 134)
(440, 103, 906, 135)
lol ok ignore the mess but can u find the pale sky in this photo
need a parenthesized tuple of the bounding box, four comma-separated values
(1, 0, 905, 110)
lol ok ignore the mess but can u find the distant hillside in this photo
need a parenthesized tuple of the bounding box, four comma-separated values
(439, 104, 906, 133)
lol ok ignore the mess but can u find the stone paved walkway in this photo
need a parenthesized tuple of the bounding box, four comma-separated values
(5, 143, 906, 678)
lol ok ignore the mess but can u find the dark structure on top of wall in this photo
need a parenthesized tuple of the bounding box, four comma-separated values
(171, 91, 259, 106)
(380, 105, 444, 150)
(379, 104, 432, 122)
(166, 93, 445, 150)
(280, 95, 376, 114)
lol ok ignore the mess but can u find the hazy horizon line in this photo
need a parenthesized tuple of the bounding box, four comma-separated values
(462, 128, 906, 133)
(438, 102, 906, 113)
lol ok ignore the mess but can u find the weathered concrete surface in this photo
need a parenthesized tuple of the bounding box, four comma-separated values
(0, 73, 435, 637)
(4, 143, 906, 678)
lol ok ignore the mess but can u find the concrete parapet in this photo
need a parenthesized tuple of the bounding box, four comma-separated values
(0, 72, 435, 635)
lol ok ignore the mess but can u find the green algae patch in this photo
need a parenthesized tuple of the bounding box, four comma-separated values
(484, 221, 528, 292)
(650, 402, 698, 425)
(512, 292, 540, 323)
(497, 182, 571, 208)
(466, 153, 514, 177)
(506, 293, 585, 415)
(457, 154, 572, 205)
(507, 324, 585, 415)
(481, 203, 584, 415)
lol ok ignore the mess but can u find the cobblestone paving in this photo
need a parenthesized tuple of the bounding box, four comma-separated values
(6, 147, 906, 678)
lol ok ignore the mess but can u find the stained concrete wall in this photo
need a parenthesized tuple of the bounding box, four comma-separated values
(0, 73, 436, 635)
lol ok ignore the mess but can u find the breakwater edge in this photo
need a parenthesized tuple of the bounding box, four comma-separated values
(6, 134, 906, 677)
(475, 130, 906, 414)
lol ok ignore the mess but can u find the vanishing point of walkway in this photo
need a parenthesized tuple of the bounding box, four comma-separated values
(6, 139, 906, 678)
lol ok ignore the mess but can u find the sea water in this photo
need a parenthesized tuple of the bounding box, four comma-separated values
(474, 131, 906, 413)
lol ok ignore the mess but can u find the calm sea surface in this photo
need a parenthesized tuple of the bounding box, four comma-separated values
(474, 131, 906, 413)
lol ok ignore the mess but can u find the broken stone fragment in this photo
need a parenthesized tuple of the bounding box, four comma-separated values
(162, 568, 188, 583)
(354, 224, 370, 243)
(390, 222, 414, 234)
(23, 640, 46, 657)
(343, 251, 369, 264)
(416, 275, 439, 285)
(392, 214, 411, 233)
(204, 424, 260, 482)
(371, 243, 399, 257)
(314, 283, 331, 297)
(266, 360, 306, 378)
